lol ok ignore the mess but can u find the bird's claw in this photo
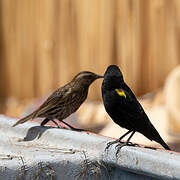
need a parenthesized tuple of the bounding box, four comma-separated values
(105, 139, 123, 152)
(105, 142, 113, 152)
(105, 140, 140, 155)
(115, 142, 139, 149)
(115, 142, 140, 157)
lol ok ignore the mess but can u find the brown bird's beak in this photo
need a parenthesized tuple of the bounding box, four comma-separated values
(96, 74, 104, 79)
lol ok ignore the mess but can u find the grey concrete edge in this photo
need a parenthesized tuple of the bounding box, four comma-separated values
(0, 114, 180, 179)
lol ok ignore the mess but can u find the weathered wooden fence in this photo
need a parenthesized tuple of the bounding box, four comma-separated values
(0, 0, 180, 101)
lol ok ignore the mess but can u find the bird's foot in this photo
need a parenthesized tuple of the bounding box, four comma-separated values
(56, 124, 62, 128)
(70, 127, 85, 132)
(105, 139, 123, 152)
(41, 124, 62, 129)
(115, 142, 140, 157)
(41, 119, 62, 129)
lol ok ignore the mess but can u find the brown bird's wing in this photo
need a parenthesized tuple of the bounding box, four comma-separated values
(34, 86, 77, 117)
(36, 87, 87, 118)
(12, 85, 72, 127)
(12, 111, 38, 127)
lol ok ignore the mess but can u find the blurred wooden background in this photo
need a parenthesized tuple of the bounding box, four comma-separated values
(0, 0, 180, 107)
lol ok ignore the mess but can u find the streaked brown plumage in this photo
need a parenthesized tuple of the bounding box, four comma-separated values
(13, 71, 103, 130)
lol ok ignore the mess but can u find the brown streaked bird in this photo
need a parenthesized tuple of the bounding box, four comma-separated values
(13, 71, 103, 130)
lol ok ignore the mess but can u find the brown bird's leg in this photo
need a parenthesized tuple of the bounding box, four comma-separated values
(61, 120, 84, 131)
(105, 130, 132, 151)
(51, 119, 61, 128)
(41, 118, 50, 126)
(41, 118, 61, 128)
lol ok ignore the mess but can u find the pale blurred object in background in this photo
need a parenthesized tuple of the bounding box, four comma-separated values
(164, 66, 180, 137)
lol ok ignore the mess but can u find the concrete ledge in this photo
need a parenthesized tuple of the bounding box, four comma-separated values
(0, 115, 180, 179)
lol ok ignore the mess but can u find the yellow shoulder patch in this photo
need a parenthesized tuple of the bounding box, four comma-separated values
(115, 89, 126, 98)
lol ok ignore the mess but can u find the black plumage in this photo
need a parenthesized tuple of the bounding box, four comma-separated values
(102, 65, 171, 151)
(13, 71, 103, 130)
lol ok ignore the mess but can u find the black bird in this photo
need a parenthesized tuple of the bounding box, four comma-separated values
(102, 65, 171, 151)
(13, 71, 103, 130)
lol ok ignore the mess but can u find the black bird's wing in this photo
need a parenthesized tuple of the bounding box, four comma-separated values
(114, 87, 171, 150)
(112, 88, 152, 132)
(114, 88, 144, 114)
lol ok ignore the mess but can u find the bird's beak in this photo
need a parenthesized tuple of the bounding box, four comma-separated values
(96, 74, 104, 79)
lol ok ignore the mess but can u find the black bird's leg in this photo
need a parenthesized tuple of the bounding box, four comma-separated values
(61, 120, 84, 131)
(118, 130, 133, 142)
(115, 131, 139, 156)
(105, 130, 132, 151)
(116, 131, 135, 148)
(41, 118, 61, 128)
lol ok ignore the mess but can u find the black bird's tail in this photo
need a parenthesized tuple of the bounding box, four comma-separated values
(150, 126, 171, 150)
(155, 135, 171, 150)
(143, 122, 171, 150)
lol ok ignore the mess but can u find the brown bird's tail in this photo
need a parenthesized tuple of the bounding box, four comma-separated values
(12, 112, 36, 127)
